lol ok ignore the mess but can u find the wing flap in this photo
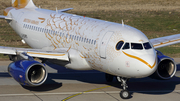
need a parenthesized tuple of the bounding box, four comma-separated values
(150, 34, 180, 48)
(0, 46, 69, 61)
(27, 51, 69, 61)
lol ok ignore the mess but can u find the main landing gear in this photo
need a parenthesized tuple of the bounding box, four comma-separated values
(105, 74, 130, 99)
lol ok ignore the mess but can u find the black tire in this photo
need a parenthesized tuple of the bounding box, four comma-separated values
(120, 90, 130, 99)
(105, 73, 114, 82)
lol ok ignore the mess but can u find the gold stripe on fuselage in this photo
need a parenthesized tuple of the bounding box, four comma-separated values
(122, 51, 156, 69)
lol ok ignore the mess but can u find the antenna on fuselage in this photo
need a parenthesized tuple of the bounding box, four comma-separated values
(56, 7, 58, 13)
(39, 6, 41, 9)
(122, 20, 124, 27)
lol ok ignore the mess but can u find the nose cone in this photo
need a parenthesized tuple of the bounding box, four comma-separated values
(118, 49, 157, 78)
(136, 54, 157, 77)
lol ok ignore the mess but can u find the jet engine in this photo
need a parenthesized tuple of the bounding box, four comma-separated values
(8, 60, 47, 86)
(150, 50, 176, 80)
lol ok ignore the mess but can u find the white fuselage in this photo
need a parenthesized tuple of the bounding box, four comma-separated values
(6, 7, 157, 78)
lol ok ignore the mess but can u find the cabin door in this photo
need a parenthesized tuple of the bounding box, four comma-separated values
(99, 31, 114, 59)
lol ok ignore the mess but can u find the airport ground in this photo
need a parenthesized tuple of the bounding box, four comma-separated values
(0, 59, 180, 101)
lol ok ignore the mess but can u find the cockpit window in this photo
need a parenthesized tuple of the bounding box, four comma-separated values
(122, 43, 130, 50)
(143, 42, 152, 49)
(116, 41, 124, 50)
(131, 43, 143, 50)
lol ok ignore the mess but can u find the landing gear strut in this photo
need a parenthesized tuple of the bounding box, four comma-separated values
(117, 77, 130, 99)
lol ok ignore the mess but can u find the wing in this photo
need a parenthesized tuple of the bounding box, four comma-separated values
(150, 34, 180, 49)
(0, 46, 69, 61)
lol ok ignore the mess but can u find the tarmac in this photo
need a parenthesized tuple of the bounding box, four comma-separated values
(0, 58, 180, 101)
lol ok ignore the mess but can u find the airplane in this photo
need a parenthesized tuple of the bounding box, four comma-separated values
(0, 0, 179, 99)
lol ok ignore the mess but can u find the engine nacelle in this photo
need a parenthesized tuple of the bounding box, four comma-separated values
(150, 50, 176, 80)
(8, 60, 47, 86)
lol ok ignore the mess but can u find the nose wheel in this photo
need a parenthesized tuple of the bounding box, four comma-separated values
(117, 77, 130, 99)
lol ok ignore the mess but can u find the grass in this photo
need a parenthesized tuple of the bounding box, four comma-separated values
(70, 10, 180, 39)
(1, 0, 180, 59)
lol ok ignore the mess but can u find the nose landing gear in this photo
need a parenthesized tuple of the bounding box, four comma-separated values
(105, 74, 130, 99)
(117, 77, 130, 99)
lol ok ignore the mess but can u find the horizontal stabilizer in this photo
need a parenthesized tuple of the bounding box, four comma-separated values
(0, 15, 12, 20)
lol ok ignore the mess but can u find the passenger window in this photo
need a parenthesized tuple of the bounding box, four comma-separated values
(69, 35, 71, 39)
(81, 37, 83, 42)
(79, 37, 81, 41)
(94, 40, 96, 45)
(143, 42, 152, 49)
(66, 34, 68, 38)
(116, 41, 124, 50)
(89, 39, 91, 44)
(91, 40, 94, 44)
(72, 35, 74, 39)
(74, 36, 76, 40)
(122, 43, 130, 50)
(77, 36, 79, 40)
(131, 43, 143, 50)
(60, 32, 62, 36)
(84, 38, 86, 42)
(86, 39, 88, 43)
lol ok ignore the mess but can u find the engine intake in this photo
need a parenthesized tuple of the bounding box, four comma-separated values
(157, 58, 176, 79)
(150, 50, 176, 80)
(8, 60, 47, 86)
